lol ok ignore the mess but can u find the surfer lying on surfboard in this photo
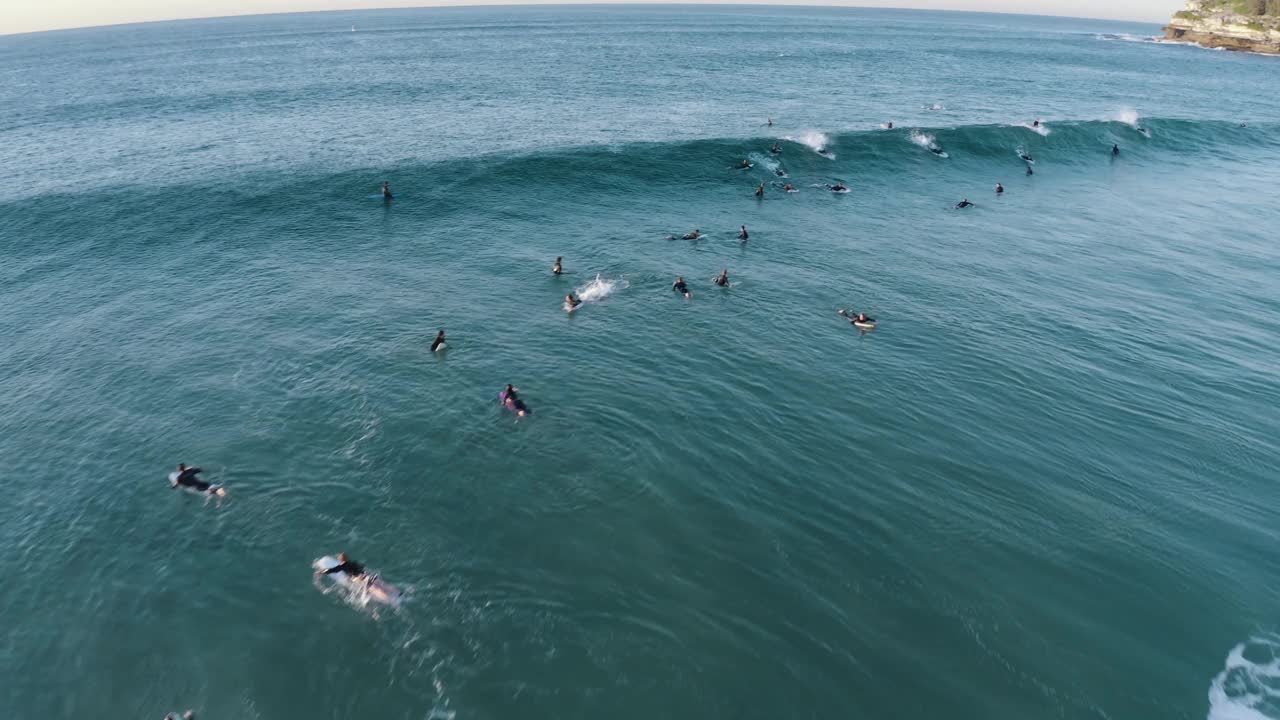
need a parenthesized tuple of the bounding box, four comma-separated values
(838, 309, 877, 329)
(171, 464, 226, 497)
(317, 553, 367, 580)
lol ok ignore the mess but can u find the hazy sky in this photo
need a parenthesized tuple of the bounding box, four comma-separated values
(2, 0, 1175, 37)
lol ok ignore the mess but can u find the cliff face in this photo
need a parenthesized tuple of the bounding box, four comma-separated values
(1164, 0, 1280, 54)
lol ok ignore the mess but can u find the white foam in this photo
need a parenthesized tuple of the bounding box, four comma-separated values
(575, 274, 627, 303)
(1208, 635, 1280, 720)
(1095, 32, 1158, 44)
(926, 102, 945, 111)
(1110, 108, 1142, 127)
(1019, 121, 1051, 136)
(786, 131, 833, 158)
(911, 130, 952, 155)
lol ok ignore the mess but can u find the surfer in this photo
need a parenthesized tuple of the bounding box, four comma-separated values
(838, 309, 874, 325)
(431, 330, 446, 352)
(1026, 165, 1034, 176)
(886, 121, 894, 129)
(1112, 144, 1120, 156)
(770, 142, 782, 154)
(929, 146, 945, 156)
(739, 225, 748, 241)
(755, 183, 765, 198)
(774, 168, 787, 178)
(553, 256, 562, 275)
(502, 384, 530, 415)
(171, 464, 225, 496)
(164, 712, 195, 720)
(682, 229, 701, 240)
(673, 276, 691, 298)
(767, 117, 773, 127)
(1019, 152, 1034, 163)
(713, 269, 730, 287)
(738, 159, 752, 169)
(316, 552, 367, 580)
(995, 183, 1004, 194)
(783, 183, 796, 192)
(381, 182, 393, 199)
(830, 183, 849, 193)
(955, 198, 974, 209)
(1033, 120, 1040, 127)
(565, 293, 581, 309)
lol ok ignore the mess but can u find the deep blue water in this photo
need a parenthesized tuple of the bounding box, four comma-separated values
(2, 7, 1279, 720)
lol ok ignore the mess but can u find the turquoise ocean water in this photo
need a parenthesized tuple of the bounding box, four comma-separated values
(2, 6, 1279, 720)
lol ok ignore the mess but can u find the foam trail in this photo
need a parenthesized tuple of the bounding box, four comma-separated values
(1112, 108, 1141, 127)
(909, 130, 947, 157)
(1018, 121, 1051, 136)
(576, 274, 626, 303)
(909, 130, 935, 148)
(787, 131, 834, 158)
(1207, 634, 1280, 720)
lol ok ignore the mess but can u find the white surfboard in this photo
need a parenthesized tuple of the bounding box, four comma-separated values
(314, 556, 402, 607)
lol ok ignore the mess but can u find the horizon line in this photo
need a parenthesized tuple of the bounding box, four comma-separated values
(1, 2, 1168, 39)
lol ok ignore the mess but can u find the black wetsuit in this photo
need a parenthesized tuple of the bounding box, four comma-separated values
(714, 276, 729, 287)
(174, 468, 212, 492)
(956, 201, 974, 208)
(431, 335, 445, 352)
(323, 560, 366, 578)
(673, 281, 689, 295)
(1112, 145, 1120, 156)
(739, 230, 748, 241)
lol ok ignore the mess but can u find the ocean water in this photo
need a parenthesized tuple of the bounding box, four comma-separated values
(2, 6, 1280, 720)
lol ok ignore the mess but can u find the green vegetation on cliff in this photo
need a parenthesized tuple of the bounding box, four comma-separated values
(1192, 0, 1280, 16)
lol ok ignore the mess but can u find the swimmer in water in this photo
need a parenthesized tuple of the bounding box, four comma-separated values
(1033, 120, 1040, 127)
(381, 182, 393, 199)
(317, 552, 367, 580)
(1026, 165, 1034, 176)
(995, 183, 1004, 194)
(682, 229, 701, 240)
(739, 225, 748, 241)
(1112, 144, 1120, 156)
(930, 147, 945, 156)
(774, 168, 787, 178)
(565, 293, 581, 309)
(886, 121, 894, 129)
(738, 159, 752, 169)
(755, 183, 765, 198)
(771, 142, 782, 154)
(955, 198, 974, 209)
(713, 269, 730, 287)
(783, 184, 796, 192)
(164, 712, 196, 720)
(830, 183, 849, 192)
(767, 118, 773, 127)
(672, 276, 691, 298)
(553, 256, 562, 275)
(172, 464, 226, 497)
(431, 330, 446, 352)
(1020, 152, 1034, 162)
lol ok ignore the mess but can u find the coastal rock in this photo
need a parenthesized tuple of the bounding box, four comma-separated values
(1164, 0, 1280, 54)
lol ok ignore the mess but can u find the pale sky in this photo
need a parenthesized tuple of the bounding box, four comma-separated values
(1, 0, 1175, 37)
